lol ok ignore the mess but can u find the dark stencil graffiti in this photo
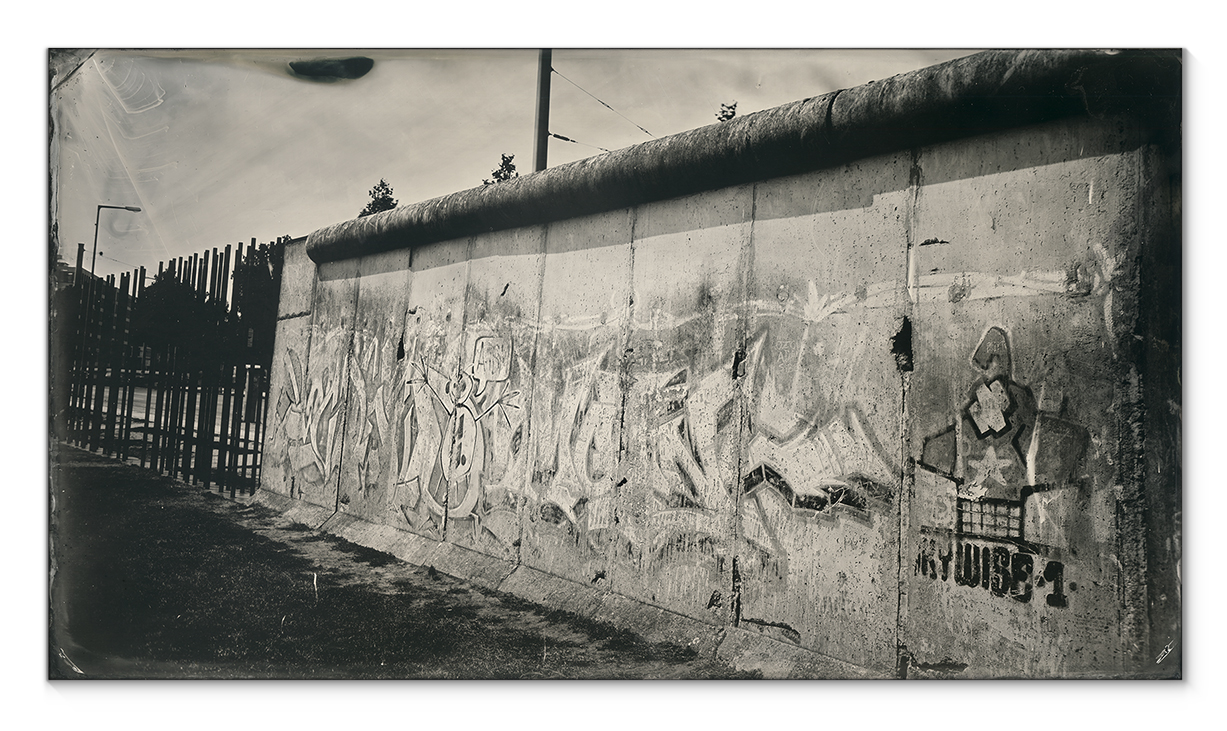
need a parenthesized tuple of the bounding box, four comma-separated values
(918, 327, 1089, 543)
(914, 326, 1088, 608)
(914, 534, 1071, 607)
(742, 464, 888, 515)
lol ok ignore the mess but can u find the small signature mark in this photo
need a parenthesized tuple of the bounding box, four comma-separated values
(1155, 641, 1174, 664)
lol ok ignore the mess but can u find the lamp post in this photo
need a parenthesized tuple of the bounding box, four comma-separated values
(84, 204, 141, 341)
(76, 204, 141, 448)
(91, 204, 142, 280)
(84, 204, 142, 346)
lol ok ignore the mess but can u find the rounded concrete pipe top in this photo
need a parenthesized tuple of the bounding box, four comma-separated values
(306, 49, 1179, 265)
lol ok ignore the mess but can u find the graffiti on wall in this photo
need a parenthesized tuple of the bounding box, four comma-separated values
(533, 344, 620, 535)
(398, 333, 525, 547)
(914, 533, 1073, 607)
(268, 277, 902, 595)
(521, 315, 898, 593)
(914, 326, 1089, 607)
(274, 345, 344, 498)
(346, 330, 412, 503)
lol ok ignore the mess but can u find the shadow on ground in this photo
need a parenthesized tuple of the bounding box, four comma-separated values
(49, 445, 759, 679)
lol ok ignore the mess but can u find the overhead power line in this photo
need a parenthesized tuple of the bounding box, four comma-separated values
(99, 252, 141, 269)
(549, 132, 610, 153)
(551, 67, 655, 139)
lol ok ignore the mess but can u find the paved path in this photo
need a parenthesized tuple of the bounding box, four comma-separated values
(49, 444, 757, 679)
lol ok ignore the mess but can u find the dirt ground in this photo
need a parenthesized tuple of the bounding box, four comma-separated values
(49, 445, 758, 679)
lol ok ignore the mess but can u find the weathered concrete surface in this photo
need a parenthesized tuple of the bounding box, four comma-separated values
(903, 114, 1154, 677)
(260, 50, 1180, 678)
(447, 226, 545, 562)
(521, 210, 633, 591)
(741, 154, 912, 671)
(260, 237, 315, 500)
(330, 249, 413, 529)
(616, 185, 752, 625)
(294, 257, 359, 510)
(276, 233, 317, 319)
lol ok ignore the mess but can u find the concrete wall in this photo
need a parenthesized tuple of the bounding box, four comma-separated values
(259, 51, 1180, 678)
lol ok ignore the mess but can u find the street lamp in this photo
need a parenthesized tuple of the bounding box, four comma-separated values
(77, 204, 142, 442)
(91, 204, 142, 281)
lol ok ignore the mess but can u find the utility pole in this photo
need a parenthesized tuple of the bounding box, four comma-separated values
(532, 49, 552, 172)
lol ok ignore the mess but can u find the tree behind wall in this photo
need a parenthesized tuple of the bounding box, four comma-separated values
(131, 273, 238, 370)
(358, 179, 398, 218)
(483, 154, 519, 186)
(128, 237, 288, 371)
(231, 237, 287, 367)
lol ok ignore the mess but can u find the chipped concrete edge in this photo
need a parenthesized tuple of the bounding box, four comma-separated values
(250, 489, 887, 678)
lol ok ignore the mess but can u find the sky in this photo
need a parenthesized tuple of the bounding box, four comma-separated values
(50, 48, 976, 281)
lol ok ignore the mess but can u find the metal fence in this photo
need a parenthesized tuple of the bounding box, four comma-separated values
(52, 237, 286, 496)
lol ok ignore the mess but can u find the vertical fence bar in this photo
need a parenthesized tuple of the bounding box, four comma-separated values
(209, 365, 221, 489)
(193, 357, 210, 485)
(136, 265, 148, 459)
(140, 345, 153, 468)
(77, 282, 90, 448)
(156, 346, 173, 472)
(216, 362, 234, 493)
(144, 343, 155, 465)
(104, 274, 127, 455)
(162, 358, 175, 475)
(221, 244, 232, 309)
(232, 241, 244, 312)
(62, 239, 273, 489)
(160, 348, 174, 474)
(104, 273, 126, 456)
(119, 273, 132, 455)
(176, 359, 191, 479)
(240, 366, 254, 487)
(166, 348, 182, 476)
(80, 284, 95, 450)
(228, 362, 245, 497)
(108, 275, 123, 456)
(171, 364, 185, 479)
(88, 281, 108, 452)
(121, 275, 138, 461)
(149, 347, 164, 469)
(178, 359, 192, 478)
(173, 366, 187, 478)
(116, 273, 128, 458)
(182, 366, 200, 483)
(163, 347, 178, 474)
(69, 279, 87, 444)
(203, 252, 212, 300)
(199, 365, 215, 489)
(210, 247, 219, 299)
(168, 365, 181, 480)
(251, 367, 268, 491)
